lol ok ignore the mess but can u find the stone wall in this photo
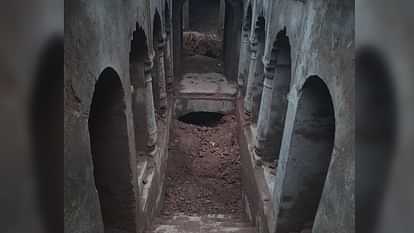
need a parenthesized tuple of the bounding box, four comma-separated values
(64, 0, 356, 233)
(64, 1, 173, 233)
(237, 0, 354, 233)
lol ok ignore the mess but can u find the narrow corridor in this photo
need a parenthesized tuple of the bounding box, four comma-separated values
(146, 113, 255, 232)
(64, 1, 355, 233)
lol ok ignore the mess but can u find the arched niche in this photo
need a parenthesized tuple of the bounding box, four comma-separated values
(130, 25, 150, 156)
(268, 29, 292, 160)
(88, 67, 137, 233)
(275, 76, 336, 233)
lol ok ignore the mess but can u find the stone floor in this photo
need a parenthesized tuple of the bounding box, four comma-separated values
(177, 72, 237, 97)
(181, 55, 224, 74)
(147, 214, 256, 233)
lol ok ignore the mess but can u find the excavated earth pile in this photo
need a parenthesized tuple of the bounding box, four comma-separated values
(162, 114, 243, 216)
(183, 31, 222, 59)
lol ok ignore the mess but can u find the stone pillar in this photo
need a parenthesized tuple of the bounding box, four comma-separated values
(164, 31, 174, 88)
(238, 20, 251, 95)
(218, 0, 226, 38)
(244, 35, 258, 115)
(172, 0, 182, 74)
(255, 60, 276, 161)
(182, 0, 190, 30)
(157, 37, 167, 114)
(144, 55, 158, 155)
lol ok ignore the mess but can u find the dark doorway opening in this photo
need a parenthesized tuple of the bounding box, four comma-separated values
(178, 111, 224, 127)
(88, 68, 136, 233)
(266, 29, 291, 160)
(275, 76, 336, 233)
(130, 25, 150, 156)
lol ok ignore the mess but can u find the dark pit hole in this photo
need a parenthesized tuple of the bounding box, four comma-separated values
(178, 111, 224, 127)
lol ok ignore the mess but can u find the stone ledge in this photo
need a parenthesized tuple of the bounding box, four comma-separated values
(237, 99, 275, 233)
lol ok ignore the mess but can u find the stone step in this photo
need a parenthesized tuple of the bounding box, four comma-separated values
(147, 214, 256, 233)
(155, 213, 248, 223)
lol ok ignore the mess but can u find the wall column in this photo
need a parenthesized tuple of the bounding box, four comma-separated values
(182, 0, 190, 30)
(172, 0, 182, 75)
(223, 2, 242, 81)
(255, 60, 276, 161)
(218, 0, 226, 38)
(144, 55, 158, 155)
(238, 20, 251, 95)
(243, 34, 258, 115)
(157, 36, 168, 115)
(164, 30, 174, 88)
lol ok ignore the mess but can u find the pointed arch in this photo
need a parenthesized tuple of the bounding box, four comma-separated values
(275, 76, 336, 233)
(267, 28, 292, 159)
(130, 24, 150, 155)
(89, 67, 137, 233)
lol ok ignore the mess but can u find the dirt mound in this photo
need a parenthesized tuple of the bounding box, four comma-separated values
(162, 114, 242, 216)
(183, 31, 222, 58)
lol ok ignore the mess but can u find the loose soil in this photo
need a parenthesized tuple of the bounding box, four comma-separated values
(161, 114, 243, 216)
(183, 31, 222, 59)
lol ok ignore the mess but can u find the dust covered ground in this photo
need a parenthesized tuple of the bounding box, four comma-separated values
(161, 114, 243, 216)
